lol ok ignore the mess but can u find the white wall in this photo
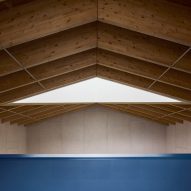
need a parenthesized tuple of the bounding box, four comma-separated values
(1, 105, 190, 154)
(0, 120, 26, 153)
(27, 105, 167, 154)
(167, 121, 191, 153)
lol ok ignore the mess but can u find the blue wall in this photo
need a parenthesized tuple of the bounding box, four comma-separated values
(0, 155, 191, 191)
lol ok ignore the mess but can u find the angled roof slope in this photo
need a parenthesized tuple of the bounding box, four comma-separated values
(1, 104, 191, 126)
(0, 0, 190, 104)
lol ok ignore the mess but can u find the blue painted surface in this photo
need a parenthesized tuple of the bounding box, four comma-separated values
(0, 155, 191, 191)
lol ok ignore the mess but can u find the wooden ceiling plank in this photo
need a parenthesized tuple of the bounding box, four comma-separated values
(41, 65, 96, 89)
(131, 104, 171, 115)
(10, 105, 66, 124)
(9, 106, 52, 124)
(132, 105, 187, 123)
(178, 110, 191, 117)
(170, 113, 191, 122)
(0, 66, 96, 104)
(3, 47, 190, 94)
(0, 50, 21, 76)
(98, 23, 188, 67)
(22, 105, 62, 119)
(19, 105, 52, 116)
(157, 105, 191, 121)
(159, 69, 191, 90)
(150, 82, 191, 102)
(26, 105, 63, 118)
(0, 105, 20, 111)
(28, 49, 96, 81)
(20, 105, 89, 125)
(98, 0, 191, 46)
(97, 49, 167, 79)
(10, 105, 44, 113)
(4, 48, 46, 90)
(0, 49, 96, 93)
(2, 114, 27, 123)
(174, 50, 191, 73)
(167, 0, 191, 7)
(104, 104, 170, 125)
(147, 47, 191, 90)
(0, 111, 15, 118)
(171, 104, 191, 109)
(7, 23, 97, 69)
(120, 105, 181, 124)
(97, 65, 191, 102)
(0, 106, 33, 122)
(0, 70, 35, 93)
(0, 0, 97, 48)
(0, 83, 43, 104)
(149, 104, 182, 113)
(97, 65, 153, 89)
(98, 49, 191, 91)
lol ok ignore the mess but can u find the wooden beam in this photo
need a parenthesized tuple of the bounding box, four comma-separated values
(0, 66, 96, 104)
(2, 114, 29, 123)
(160, 69, 191, 90)
(7, 22, 97, 68)
(128, 104, 183, 123)
(98, 23, 188, 66)
(2, 105, 59, 123)
(0, 70, 34, 93)
(0, 0, 97, 48)
(97, 65, 191, 102)
(98, 0, 191, 46)
(98, 49, 166, 78)
(0, 105, 42, 119)
(103, 104, 170, 125)
(28, 49, 96, 80)
(24, 105, 63, 118)
(41, 65, 96, 89)
(174, 51, 191, 73)
(0, 83, 42, 105)
(97, 65, 153, 88)
(178, 110, 191, 117)
(167, 0, 191, 7)
(0, 111, 15, 118)
(133, 104, 170, 115)
(97, 49, 191, 90)
(0, 50, 21, 76)
(150, 82, 191, 102)
(0, 49, 96, 92)
(20, 104, 90, 125)
(12, 105, 65, 124)
(170, 113, 191, 122)
(172, 104, 191, 109)
(116, 104, 178, 124)
(149, 104, 182, 113)
(10, 105, 44, 113)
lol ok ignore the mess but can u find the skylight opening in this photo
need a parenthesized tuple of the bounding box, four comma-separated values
(14, 78, 180, 103)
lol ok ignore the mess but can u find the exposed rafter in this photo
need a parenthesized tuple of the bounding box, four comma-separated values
(0, 0, 97, 48)
(1, 104, 191, 126)
(0, 0, 191, 108)
(98, 0, 191, 46)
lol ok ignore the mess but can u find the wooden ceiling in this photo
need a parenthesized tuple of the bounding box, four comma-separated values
(0, 0, 190, 104)
(0, 0, 191, 126)
(1, 104, 191, 126)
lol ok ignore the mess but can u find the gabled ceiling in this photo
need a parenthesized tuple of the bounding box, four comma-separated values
(0, 0, 191, 126)
(0, 0, 191, 104)
(1, 104, 191, 126)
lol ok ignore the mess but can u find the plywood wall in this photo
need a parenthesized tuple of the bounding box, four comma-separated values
(1, 105, 191, 154)
(27, 106, 167, 154)
(0, 121, 26, 153)
(167, 121, 191, 153)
